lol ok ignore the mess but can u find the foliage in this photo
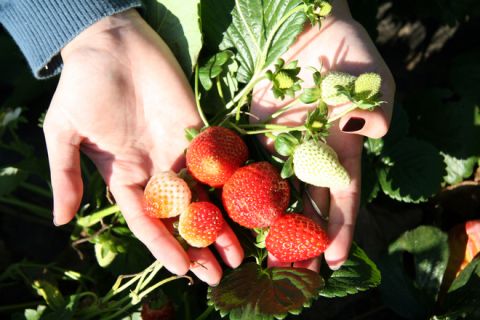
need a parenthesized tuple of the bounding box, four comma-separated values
(1, 0, 480, 319)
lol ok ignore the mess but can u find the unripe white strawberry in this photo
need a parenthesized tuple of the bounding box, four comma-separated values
(354, 73, 381, 99)
(293, 140, 350, 189)
(144, 171, 192, 218)
(321, 72, 356, 105)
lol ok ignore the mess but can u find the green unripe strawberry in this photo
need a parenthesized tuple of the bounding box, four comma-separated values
(321, 71, 356, 105)
(354, 73, 381, 100)
(293, 140, 350, 189)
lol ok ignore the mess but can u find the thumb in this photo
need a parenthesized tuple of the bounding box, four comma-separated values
(43, 110, 83, 225)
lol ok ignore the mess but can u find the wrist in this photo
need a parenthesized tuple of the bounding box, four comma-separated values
(61, 9, 142, 62)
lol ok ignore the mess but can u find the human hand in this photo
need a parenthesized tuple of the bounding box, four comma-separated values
(43, 9, 243, 285)
(252, 0, 395, 270)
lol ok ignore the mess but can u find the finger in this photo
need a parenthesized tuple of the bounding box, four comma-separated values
(293, 257, 321, 272)
(110, 185, 190, 275)
(324, 155, 361, 270)
(188, 247, 223, 286)
(267, 253, 290, 268)
(43, 116, 83, 226)
(214, 223, 244, 268)
(338, 106, 390, 138)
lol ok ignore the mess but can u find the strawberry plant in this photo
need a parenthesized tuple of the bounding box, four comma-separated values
(2, 0, 480, 319)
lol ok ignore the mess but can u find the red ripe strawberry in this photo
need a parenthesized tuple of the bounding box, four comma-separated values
(179, 202, 224, 248)
(266, 214, 330, 263)
(186, 126, 248, 188)
(144, 171, 191, 219)
(222, 162, 290, 228)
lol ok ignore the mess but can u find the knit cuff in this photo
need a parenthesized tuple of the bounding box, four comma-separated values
(0, 0, 143, 79)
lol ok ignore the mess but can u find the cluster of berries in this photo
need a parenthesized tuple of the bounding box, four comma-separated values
(144, 126, 331, 263)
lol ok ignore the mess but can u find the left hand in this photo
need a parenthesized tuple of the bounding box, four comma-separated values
(251, 0, 395, 271)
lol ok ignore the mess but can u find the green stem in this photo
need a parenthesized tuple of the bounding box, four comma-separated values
(76, 205, 120, 227)
(195, 305, 215, 320)
(195, 64, 210, 127)
(216, 76, 226, 106)
(263, 97, 301, 123)
(138, 262, 163, 291)
(20, 182, 52, 198)
(244, 125, 306, 135)
(327, 104, 358, 123)
(0, 196, 51, 219)
(137, 275, 192, 301)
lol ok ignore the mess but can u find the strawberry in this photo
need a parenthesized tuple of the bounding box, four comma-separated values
(354, 72, 382, 100)
(222, 162, 290, 228)
(186, 126, 248, 188)
(293, 139, 350, 189)
(321, 71, 356, 105)
(141, 300, 175, 320)
(178, 202, 224, 248)
(266, 213, 330, 263)
(144, 171, 191, 219)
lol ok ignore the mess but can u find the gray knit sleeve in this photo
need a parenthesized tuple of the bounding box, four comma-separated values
(0, 0, 142, 79)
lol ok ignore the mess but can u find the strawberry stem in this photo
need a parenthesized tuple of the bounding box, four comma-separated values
(194, 64, 210, 127)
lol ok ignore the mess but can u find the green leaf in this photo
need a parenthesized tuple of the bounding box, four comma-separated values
(364, 138, 384, 156)
(274, 133, 298, 157)
(378, 138, 445, 203)
(300, 87, 321, 104)
(448, 256, 480, 293)
(32, 280, 65, 310)
(389, 226, 449, 302)
(95, 241, 117, 268)
(442, 153, 477, 185)
(144, 0, 202, 75)
(185, 127, 200, 141)
(199, 51, 235, 90)
(23, 305, 47, 320)
(219, 0, 307, 82)
(0, 167, 28, 197)
(437, 257, 480, 319)
(208, 263, 323, 319)
(320, 242, 381, 298)
(281, 156, 294, 179)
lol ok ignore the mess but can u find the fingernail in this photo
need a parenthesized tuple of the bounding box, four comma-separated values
(53, 216, 59, 227)
(329, 265, 341, 271)
(342, 117, 365, 132)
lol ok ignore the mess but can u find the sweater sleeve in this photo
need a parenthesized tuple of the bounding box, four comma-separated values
(0, 0, 142, 79)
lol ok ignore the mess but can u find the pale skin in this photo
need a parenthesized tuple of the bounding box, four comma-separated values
(43, 1, 394, 285)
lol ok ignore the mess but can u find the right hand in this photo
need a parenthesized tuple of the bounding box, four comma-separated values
(43, 9, 243, 286)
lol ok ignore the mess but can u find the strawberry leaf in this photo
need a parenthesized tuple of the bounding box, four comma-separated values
(442, 153, 477, 185)
(274, 133, 298, 157)
(218, 0, 307, 82)
(378, 226, 452, 319)
(320, 242, 381, 298)
(199, 51, 235, 90)
(144, 0, 202, 75)
(378, 137, 446, 203)
(208, 263, 323, 319)
(281, 156, 294, 179)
